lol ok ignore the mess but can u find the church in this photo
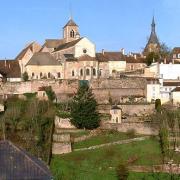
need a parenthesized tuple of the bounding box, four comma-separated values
(0, 16, 160, 82)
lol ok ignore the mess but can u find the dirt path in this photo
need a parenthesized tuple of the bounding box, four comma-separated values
(74, 136, 149, 151)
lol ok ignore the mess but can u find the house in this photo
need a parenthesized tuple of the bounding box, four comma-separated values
(0, 60, 21, 82)
(146, 77, 160, 102)
(172, 47, 180, 63)
(109, 105, 122, 124)
(16, 42, 42, 74)
(125, 54, 146, 72)
(0, 140, 52, 180)
(26, 52, 62, 80)
(171, 87, 180, 106)
(160, 81, 180, 104)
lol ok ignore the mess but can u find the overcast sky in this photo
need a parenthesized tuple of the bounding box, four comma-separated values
(0, 0, 179, 59)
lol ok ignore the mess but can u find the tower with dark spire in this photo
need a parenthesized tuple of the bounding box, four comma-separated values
(144, 16, 160, 55)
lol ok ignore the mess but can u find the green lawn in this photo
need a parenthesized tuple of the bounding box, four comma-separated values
(50, 138, 163, 180)
(72, 131, 139, 149)
(70, 131, 90, 138)
(128, 172, 180, 180)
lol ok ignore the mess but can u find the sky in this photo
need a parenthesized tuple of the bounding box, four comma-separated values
(0, 0, 180, 59)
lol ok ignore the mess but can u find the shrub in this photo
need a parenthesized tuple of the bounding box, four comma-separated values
(23, 93, 37, 100)
(126, 129, 136, 138)
(116, 162, 129, 180)
(44, 86, 56, 102)
(155, 99, 161, 112)
(22, 71, 29, 81)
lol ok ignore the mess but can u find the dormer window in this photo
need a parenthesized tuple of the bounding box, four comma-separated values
(70, 30, 75, 38)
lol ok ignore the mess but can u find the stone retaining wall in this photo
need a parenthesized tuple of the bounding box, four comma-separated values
(102, 122, 159, 135)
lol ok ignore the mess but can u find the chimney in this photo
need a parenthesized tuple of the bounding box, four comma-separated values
(164, 58, 167, 64)
(121, 48, 125, 55)
(102, 49, 105, 55)
(134, 54, 137, 59)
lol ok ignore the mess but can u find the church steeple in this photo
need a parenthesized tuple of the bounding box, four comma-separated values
(63, 17, 80, 43)
(151, 16, 156, 33)
(143, 16, 160, 55)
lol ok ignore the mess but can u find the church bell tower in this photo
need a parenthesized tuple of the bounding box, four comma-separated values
(63, 18, 80, 43)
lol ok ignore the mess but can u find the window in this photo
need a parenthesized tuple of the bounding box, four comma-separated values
(93, 68, 96, 76)
(72, 70, 75, 77)
(80, 69, 83, 76)
(57, 72, 61, 78)
(48, 72, 51, 78)
(99, 69, 102, 76)
(32, 73, 34, 77)
(83, 49, 87, 54)
(40, 72, 43, 78)
(70, 30, 75, 38)
(116, 117, 119, 123)
(86, 69, 90, 76)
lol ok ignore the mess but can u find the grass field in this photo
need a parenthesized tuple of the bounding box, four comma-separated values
(50, 138, 163, 180)
(72, 131, 139, 149)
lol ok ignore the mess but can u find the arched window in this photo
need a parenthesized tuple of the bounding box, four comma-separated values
(86, 69, 90, 76)
(48, 72, 51, 78)
(116, 117, 119, 123)
(57, 72, 61, 78)
(32, 72, 34, 77)
(80, 69, 83, 76)
(40, 72, 43, 78)
(93, 68, 96, 76)
(70, 30, 75, 38)
(72, 70, 75, 77)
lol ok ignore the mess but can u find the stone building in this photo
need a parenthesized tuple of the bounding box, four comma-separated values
(0, 17, 150, 82)
(110, 105, 122, 124)
(143, 17, 160, 55)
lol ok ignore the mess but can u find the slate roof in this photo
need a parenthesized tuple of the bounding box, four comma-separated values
(125, 56, 146, 63)
(163, 81, 180, 87)
(43, 39, 65, 49)
(0, 140, 52, 180)
(78, 55, 97, 61)
(0, 60, 21, 78)
(63, 19, 78, 28)
(15, 42, 34, 60)
(172, 87, 180, 92)
(26, 52, 61, 66)
(96, 52, 125, 62)
(54, 38, 82, 52)
(172, 47, 180, 54)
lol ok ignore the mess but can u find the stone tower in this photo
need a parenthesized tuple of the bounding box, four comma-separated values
(144, 16, 160, 55)
(63, 18, 80, 43)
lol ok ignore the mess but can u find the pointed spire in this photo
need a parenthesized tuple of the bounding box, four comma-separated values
(151, 16, 156, 33)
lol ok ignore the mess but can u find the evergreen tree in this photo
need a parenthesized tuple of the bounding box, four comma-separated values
(70, 83, 100, 130)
